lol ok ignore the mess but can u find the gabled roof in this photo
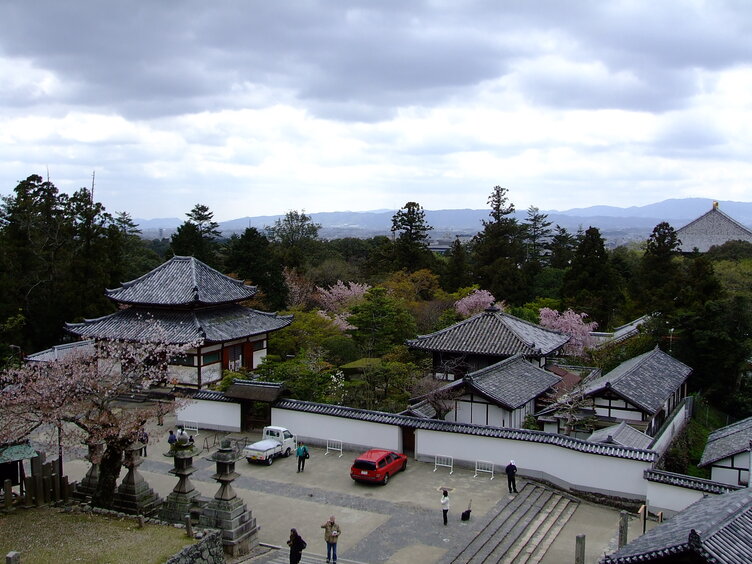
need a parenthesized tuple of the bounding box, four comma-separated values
(66, 305, 292, 344)
(601, 487, 752, 563)
(399, 399, 437, 419)
(106, 256, 257, 306)
(583, 347, 691, 415)
(676, 204, 752, 253)
(418, 354, 561, 410)
(699, 416, 752, 467)
(406, 307, 570, 357)
(589, 422, 653, 450)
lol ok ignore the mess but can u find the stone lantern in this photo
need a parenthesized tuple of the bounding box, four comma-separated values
(112, 441, 161, 516)
(159, 427, 202, 523)
(200, 439, 258, 557)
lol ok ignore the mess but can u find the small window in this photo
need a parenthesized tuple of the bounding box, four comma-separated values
(252, 340, 265, 351)
(202, 351, 220, 364)
(284, 431, 292, 440)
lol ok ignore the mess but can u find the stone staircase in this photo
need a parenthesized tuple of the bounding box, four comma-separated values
(444, 482, 579, 564)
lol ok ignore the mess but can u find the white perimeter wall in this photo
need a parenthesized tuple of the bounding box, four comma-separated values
(649, 400, 690, 455)
(177, 399, 241, 432)
(645, 481, 706, 517)
(272, 408, 402, 452)
(711, 452, 750, 487)
(415, 429, 650, 500)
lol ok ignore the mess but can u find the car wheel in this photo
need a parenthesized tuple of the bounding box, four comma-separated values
(246, 458, 253, 464)
(266, 456, 274, 466)
(284, 448, 291, 457)
(402, 461, 407, 472)
(382, 473, 389, 485)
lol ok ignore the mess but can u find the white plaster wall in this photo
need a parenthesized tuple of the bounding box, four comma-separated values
(176, 399, 241, 432)
(645, 481, 706, 517)
(200, 363, 222, 385)
(414, 429, 650, 499)
(271, 408, 402, 451)
(711, 454, 749, 487)
(168, 364, 198, 386)
(649, 402, 688, 454)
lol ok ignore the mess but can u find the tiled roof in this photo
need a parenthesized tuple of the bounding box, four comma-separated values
(601, 487, 752, 563)
(428, 354, 561, 409)
(274, 400, 657, 462)
(191, 390, 235, 403)
(589, 422, 653, 450)
(644, 469, 741, 495)
(676, 205, 752, 253)
(399, 399, 438, 419)
(25, 340, 95, 362)
(66, 305, 293, 344)
(225, 380, 285, 402)
(106, 256, 257, 306)
(406, 307, 570, 357)
(699, 416, 752, 467)
(583, 347, 691, 415)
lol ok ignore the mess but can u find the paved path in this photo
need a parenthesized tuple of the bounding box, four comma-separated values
(61, 417, 648, 563)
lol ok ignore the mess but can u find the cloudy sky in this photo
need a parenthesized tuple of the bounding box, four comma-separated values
(1, 1, 751, 221)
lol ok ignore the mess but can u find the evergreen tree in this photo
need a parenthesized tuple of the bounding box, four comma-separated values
(561, 226, 622, 328)
(630, 222, 682, 315)
(442, 238, 472, 292)
(391, 201, 434, 272)
(523, 205, 553, 266)
(170, 203, 221, 267)
(470, 186, 526, 304)
(548, 225, 578, 269)
(224, 227, 288, 310)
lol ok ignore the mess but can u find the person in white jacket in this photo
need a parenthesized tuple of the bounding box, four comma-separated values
(441, 490, 450, 525)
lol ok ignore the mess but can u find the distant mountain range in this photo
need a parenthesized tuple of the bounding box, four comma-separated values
(137, 198, 752, 246)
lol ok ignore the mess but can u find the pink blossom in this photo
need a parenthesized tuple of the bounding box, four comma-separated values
(454, 289, 496, 318)
(539, 308, 598, 356)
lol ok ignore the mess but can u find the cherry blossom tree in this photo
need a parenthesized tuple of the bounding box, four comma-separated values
(315, 280, 371, 313)
(539, 307, 598, 356)
(283, 267, 316, 309)
(454, 289, 496, 318)
(0, 336, 195, 509)
(315, 280, 371, 331)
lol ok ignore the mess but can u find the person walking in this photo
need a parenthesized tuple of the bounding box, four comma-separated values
(287, 528, 306, 564)
(441, 490, 450, 525)
(506, 460, 518, 493)
(296, 442, 309, 472)
(138, 428, 149, 457)
(321, 514, 341, 563)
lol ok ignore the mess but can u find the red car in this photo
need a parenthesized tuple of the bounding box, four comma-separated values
(350, 449, 408, 485)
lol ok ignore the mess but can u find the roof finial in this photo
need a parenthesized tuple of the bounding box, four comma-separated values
(713, 201, 719, 209)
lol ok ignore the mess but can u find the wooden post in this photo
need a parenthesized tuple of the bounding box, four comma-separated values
(23, 477, 33, 508)
(575, 534, 586, 564)
(184, 514, 193, 537)
(61, 477, 70, 503)
(618, 510, 629, 548)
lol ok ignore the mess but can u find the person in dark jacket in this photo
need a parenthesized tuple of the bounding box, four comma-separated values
(287, 528, 306, 564)
(506, 460, 518, 493)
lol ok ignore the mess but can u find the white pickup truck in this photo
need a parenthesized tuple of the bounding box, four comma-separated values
(243, 426, 296, 465)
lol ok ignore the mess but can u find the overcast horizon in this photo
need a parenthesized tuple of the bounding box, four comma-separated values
(2, 2, 752, 222)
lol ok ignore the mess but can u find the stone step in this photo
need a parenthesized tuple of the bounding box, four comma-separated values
(495, 495, 565, 564)
(500, 495, 578, 564)
(525, 500, 578, 564)
(471, 488, 557, 563)
(448, 484, 552, 564)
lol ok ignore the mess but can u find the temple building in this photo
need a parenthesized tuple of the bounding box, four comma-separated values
(676, 201, 752, 253)
(66, 256, 292, 388)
